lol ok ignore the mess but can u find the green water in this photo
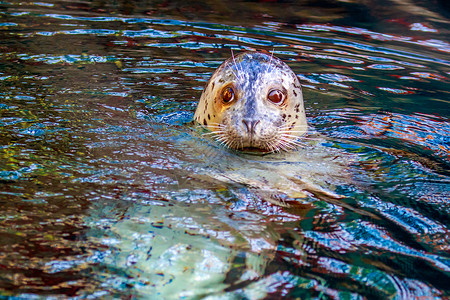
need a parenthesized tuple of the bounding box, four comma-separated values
(0, 0, 449, 298)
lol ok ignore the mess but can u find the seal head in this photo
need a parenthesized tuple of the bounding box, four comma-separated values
(194, 52, 307, 153)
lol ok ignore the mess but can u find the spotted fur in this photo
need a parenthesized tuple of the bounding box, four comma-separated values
(194, 52, 307, 153)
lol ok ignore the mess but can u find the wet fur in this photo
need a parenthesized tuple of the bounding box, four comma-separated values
(194, 52, 307, 153)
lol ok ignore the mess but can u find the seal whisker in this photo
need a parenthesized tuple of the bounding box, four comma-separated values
(264, 141, 275, 152)
(217, 137, 232, 149)
(279, 132, 303, 138)
(213, 135, 228, 143)
(226, 139, 236, 150)
(227, 65, 239, 79)
(278, 131, 307, 135)
(296, 136, 321, 141)
(278, 137, 296, 148)
(278, 136, 305, 149)
(221, 140, 229, 148)
(277, 141, 290, 152)
(202, 131, 220, 136)
(210, 131, 229, 142)
(265, 48, 275, 74)
(284, 142, 299, 151)
(279, 125, 308, 131)
(207, 123, 222, 127)
(267, 140, 282, 153)
(230, 49, 239, 79)
(278, 127, 308, 132)
(231, 49, 244, 82)
(283, 140, 305, 149)
(280, 133, 303, 141)
(279, 134, 300, 141)
(205, 127, 222, 131)
(215, 136, 229, 143)
(206, 128, 226, 133)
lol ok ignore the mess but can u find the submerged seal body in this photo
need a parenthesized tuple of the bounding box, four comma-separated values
(194, 52, 307, 153)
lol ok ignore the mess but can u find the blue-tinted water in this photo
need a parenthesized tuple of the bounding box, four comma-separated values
(0, 1, 449, 298)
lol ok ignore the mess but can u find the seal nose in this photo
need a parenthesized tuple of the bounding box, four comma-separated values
(242, 120, 260, 135)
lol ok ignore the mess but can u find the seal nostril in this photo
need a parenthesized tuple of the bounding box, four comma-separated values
(252, 120, 260, 133)
(242, 120, 260, 134)
(242, 120, 249, 133)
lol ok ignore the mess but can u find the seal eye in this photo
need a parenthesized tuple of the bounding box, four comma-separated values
(221, 86, 235, 104)
(267, 89, 285, 105)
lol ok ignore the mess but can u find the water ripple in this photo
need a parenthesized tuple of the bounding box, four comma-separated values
(1, 1, 449, 298)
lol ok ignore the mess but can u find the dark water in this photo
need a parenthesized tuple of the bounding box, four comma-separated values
(1, 0, 449, 299)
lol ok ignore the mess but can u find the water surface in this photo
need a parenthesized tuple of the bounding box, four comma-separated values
(0, 0, 449, 298)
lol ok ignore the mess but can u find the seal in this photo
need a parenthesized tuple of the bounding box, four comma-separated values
(194, 52, 307, 153)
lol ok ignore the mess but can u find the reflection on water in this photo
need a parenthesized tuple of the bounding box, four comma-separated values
(0, 0, 449, 298)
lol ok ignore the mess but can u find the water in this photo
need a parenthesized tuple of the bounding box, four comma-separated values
(0, 0, 449, 298)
